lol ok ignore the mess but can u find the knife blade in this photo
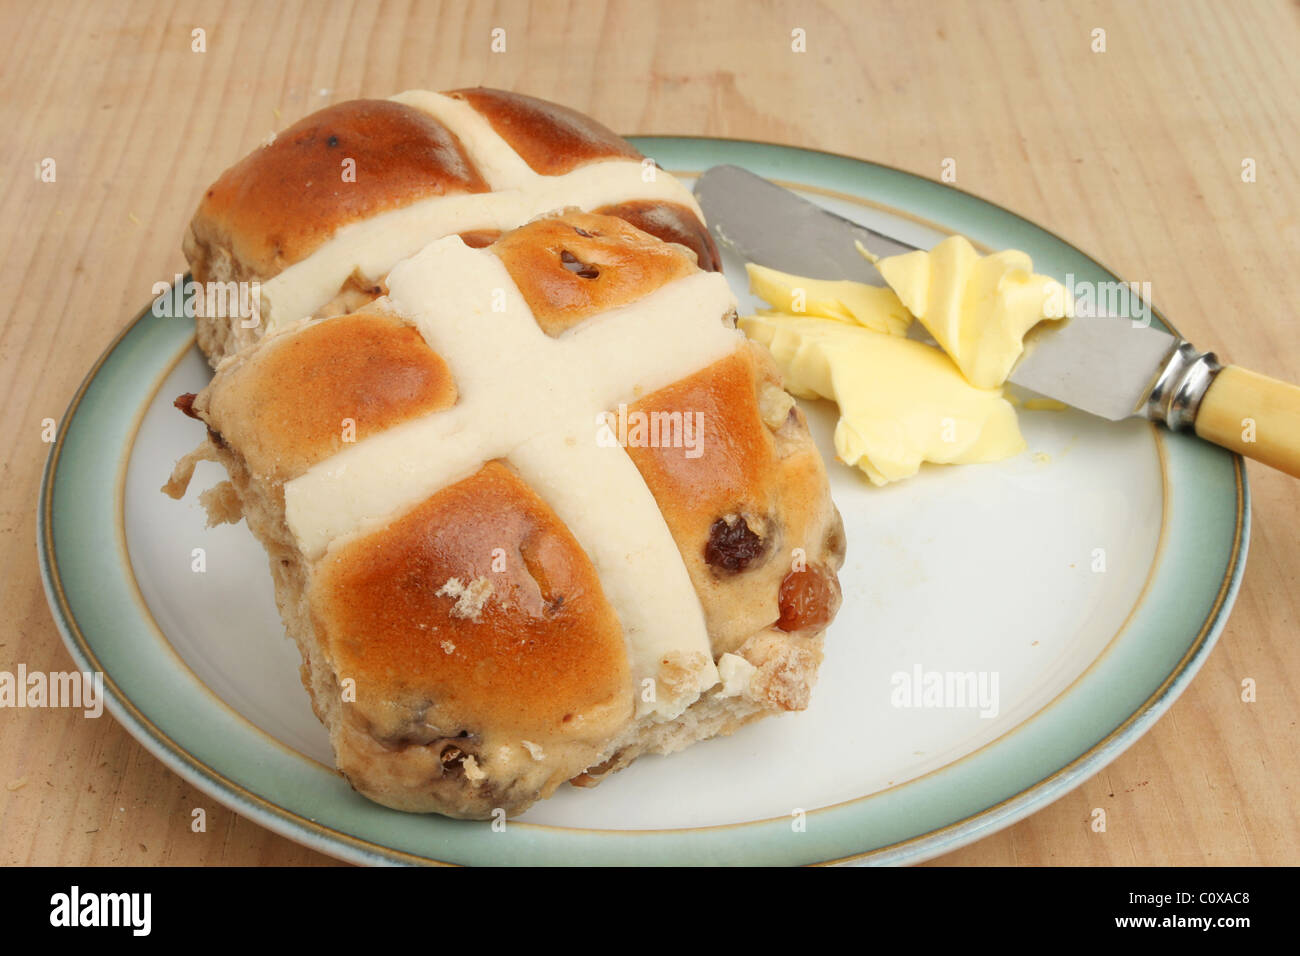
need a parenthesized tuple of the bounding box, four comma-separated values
(693, 165, 914, 283)
(693, 163, 1300, 476)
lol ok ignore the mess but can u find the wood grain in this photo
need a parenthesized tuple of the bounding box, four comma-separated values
(2, 0, 1297, 866)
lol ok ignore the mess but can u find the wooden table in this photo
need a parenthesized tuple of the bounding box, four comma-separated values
(3, 0, 1297, 866)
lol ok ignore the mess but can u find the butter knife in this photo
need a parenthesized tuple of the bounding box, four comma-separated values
(695, 164, 1300, 478)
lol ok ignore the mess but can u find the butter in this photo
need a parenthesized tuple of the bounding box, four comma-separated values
(868, 235, 1067, 389)
(1023, 397, 1067, 411)
(745, 263, 911, 336)
(740, 234, 1070, 486)
(740, 313, 1024, 486)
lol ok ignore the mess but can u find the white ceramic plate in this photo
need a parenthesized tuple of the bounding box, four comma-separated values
(40, 138, 1247, 864)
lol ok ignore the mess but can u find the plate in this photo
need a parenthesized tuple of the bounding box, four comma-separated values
(39, 137, 1248, 865)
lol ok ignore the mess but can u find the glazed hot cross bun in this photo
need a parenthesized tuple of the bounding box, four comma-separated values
(165, 210, 844, 818)
(184, 88, 719, 365)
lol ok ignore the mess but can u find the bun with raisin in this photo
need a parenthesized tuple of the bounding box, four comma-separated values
(165, 210, 844, 818)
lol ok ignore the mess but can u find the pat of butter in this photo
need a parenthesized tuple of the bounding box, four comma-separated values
(1023, 397, 1067, 411)
(869, 235, 1067, 389)
(745, 263, 912, 336)
(739, 313, 1025, 486)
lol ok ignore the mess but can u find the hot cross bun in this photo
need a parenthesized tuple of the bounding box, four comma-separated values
(165, 210, 843, 818)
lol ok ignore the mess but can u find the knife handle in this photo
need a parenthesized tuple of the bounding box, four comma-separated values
(1195, 365, 1300, 478)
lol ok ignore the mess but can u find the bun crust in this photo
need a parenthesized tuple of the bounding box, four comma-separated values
(313, 458, 634, 813)
(492, 211, 698, 335)
(595, 199, 723, 273)
(447, 87, 642, 174)
(205, 310, 458, 482)
(315, 459, 632, 741)
(188, 100, 488, 281)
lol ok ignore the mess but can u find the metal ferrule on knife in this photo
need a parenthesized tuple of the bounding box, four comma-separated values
(1145, 343, 1223, 432)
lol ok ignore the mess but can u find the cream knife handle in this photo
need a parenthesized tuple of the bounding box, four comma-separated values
(1194, 365, 1300, 477)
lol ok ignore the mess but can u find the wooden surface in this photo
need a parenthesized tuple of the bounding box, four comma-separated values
(2, 0, 1297, 867)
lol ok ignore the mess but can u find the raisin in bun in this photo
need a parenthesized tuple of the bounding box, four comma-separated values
(165, 211, 843, 819)
(184, 88, 719, 365)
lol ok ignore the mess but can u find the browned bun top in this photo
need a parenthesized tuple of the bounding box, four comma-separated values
(310, 460, 633, 743)
(596, 199, 722, 273)
(448, 87, 642, 174)
(204, 310, 457, 482)
(491, 211, 698, 336)
(625, 347, 776, 536)
(456, 229, 503, 249)
(196, 100, 489, 278)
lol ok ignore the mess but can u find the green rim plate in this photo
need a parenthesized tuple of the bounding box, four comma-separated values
(38, 137, 1248, 865)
